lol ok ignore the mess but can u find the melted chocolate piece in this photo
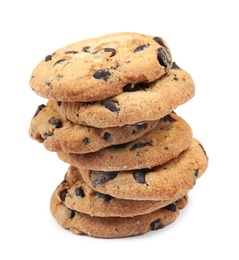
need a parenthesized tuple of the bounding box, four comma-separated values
(150, 219, 164, 230)
(153, 37, 167, 48)
(44, 132, 53, 139)
(91, 171, 118, 185)
(93, 69, 111, 81)
(82, 137, 90, 145)
(172, 62, 181, 70)
(45, 55, 52, 62)
(94, 192, 113, 201)
(194, 168, 199, 178)
(131, 123, 148, 134)
(160, 114, 176, 123)
(57, 101, 62, 106)
(75, 187, 85, 197)
(69, 209, 75, 219)
(134, 44, 149, 52)
(133, 169, 149, 184)
(60, 189, 67, 201)
(112, 143, 128, 149)
(199, 143, 208, 158)
(48, 118, 63, 128)
(130, 142, 153, 151)
(53, 59, 68, 67)
(64, 50, 78, 54)
(164, 203, 177, 212)
(157, 47, 172, 68)
(123, 82, 149, 92)
(103, 132, 112, 142)
(33, 104, 45, 118)
(101, 100, 120, 112)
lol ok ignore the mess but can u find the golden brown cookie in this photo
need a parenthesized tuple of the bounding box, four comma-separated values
(57, 112, 193, 171)
(55, 165, 185, 217)
(29, 101, 158, 154)
(54, 63, 195, 127)
(30, 32, 172, 102)
(79, 138, 208, 200)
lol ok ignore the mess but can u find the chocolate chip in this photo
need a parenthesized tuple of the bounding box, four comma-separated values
(194, 168, 199, 178)
(82, 137, 90, 145)
(93, 69, 111, 81)
(157, 47, 172, 69)
(103, 132, 112, 142)
(134, 44, 149, 52)
(101, 100, 120, 112)
(44, 132, 54, 139)
(64, 50, 78, 54)
(160, 114, 176, 123)
(94, 192, 113, 201)
(91, 171, 118, 185)
(82, 46, 90, 52)
(164, 203, 177, 212)
(153, 37, 167, 48)
(75, 187, 85, 197)
(199, 143, 208, 158)
(60, 189, 67, 201)
(33, 104, 45, 118)
(133, 169, 149, 184)
(172, 62, 181, 70)
(150, 219, 164, 230)
(46, 82, 52, 88)
(48, 118, 63, 128)
(53, 59, 68, 67)
(112, 143, 128, 149)
(123, 82, 149, 92)
(130, 142, 153, 151)
(69, 209, 75, 219)
(45, 55, 52, 62)
(93, 48, 116, 57)
(131, 123, 148, 134)
(57, 101, 62, 106)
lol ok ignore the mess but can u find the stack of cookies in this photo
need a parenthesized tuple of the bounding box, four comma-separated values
(29, 32, 208, 238)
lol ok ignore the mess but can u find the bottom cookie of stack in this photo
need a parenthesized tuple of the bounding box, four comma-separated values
(50, 171, 188, 238)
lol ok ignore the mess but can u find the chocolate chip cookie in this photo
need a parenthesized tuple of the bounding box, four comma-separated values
(30, 32, 172, 102)
(57, 112, 193, 170)
(54, 63, 195, 127)
(50, 188, 182, 238)
(55, 165, 186, 217)
(79, 138, 208, 200)
(29, 101, 158, 154)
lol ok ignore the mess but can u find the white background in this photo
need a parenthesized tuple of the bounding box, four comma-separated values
(1, 0, 238, 259)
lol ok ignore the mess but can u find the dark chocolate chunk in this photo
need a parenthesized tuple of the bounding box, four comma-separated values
(75, 187, 85, 197)
(60, 189, 68, 201)
(150, 219, 164, 230)
(91, 171, 118, 185)
(53, 59, 68, 67)
(48, 118, 63, 128)
(45, 55, 52, 62)
(160, 114, 176, 123)
(82, 46, 91, 52)
(133, 169, 149, 184)
(112, 143, 128, 149)
(194, 168, 199, 178)
(157, 47, 172, 69)
(134, 44, 149, 52)
(199, 143, 208, 158)
(69, 209, 75, 219)
(57, 101, 62, 106)
(123, 82, 149, 92)
(45, 82, 52, 88)
(94, 192, 113, 201)
(93, 48, 116, 57)
(131, 123, 148, 134)
(101, 100, 120, 112)
(103, 132, 112, 142)
(82, 137, 90, 145)
(130, 142, 153, 151)
(44, 132, 54, 139)
(164, 203, 177, 212)
(153, 37, 167, 48)
(64, 50, 78, 55)
(33, 104, 45, 118)
(172, 62, 181, 70)
(93, 69, 111, 81)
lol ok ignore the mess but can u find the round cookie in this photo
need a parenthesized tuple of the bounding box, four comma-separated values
(57, 112, 193, 171)
(55, 165, 186, 217)
(54, 63, 195, 128)
(50, 189, 181, 238)
(79, 138, 208, 200)
(30, 32, 172, 102)
(29, 101, 158, 154)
